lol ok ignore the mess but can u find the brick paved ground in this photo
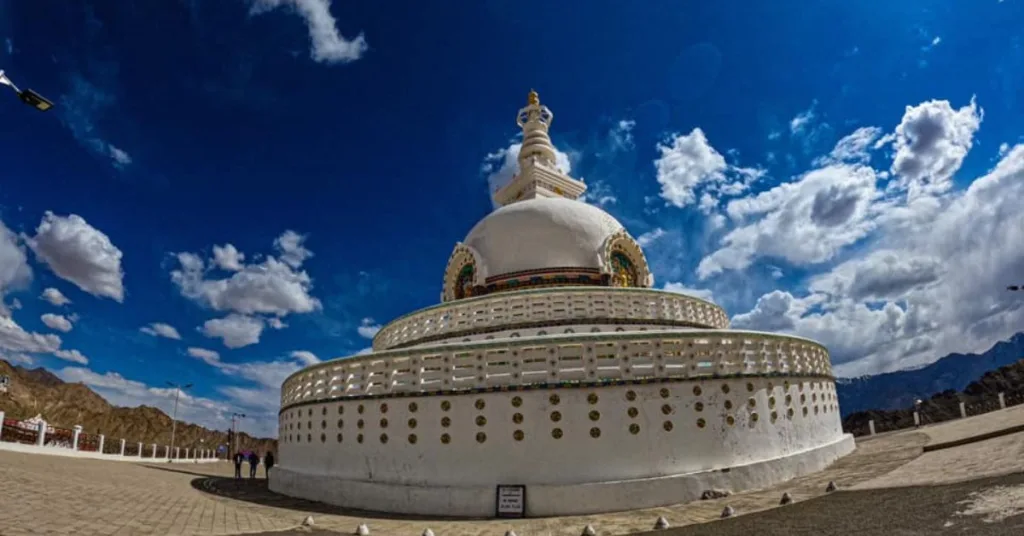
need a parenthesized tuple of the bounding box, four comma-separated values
(2, 407, 1024, 536)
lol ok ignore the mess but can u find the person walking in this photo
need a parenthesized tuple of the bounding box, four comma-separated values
(264, 451, 275, 481)
(248, 451, 259, 480)
(233, 451, 244, 480)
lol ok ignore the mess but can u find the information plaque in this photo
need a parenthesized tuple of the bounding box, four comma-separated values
(495, 485, 526, 518)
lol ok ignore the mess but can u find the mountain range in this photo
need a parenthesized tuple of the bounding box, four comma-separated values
(836, 332, 1024, 416)
(0, 359, 276, 454)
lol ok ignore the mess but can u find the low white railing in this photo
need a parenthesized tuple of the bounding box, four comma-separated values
(371, 287, 730, 351)
(283, 330, 831, 408)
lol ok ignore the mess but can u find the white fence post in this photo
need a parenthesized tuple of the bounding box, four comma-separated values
(913, 412, 920, 427)
(152, 443, 158, 457)
(165, 445, 170, 459)
(175, 446, 180, 459)
(98, 434, 105, 453)
(999, 392, 1006, 409)
(868, 419, 876, 435)
(137, 442, 143, 458)
(185, 447, 189, 459)
(960, 402, 967, 418)
(36, 421, 46, 446)
(72, 425, 82, 450)
(119, 438, 126, 456)
(0, 410, 5, 442)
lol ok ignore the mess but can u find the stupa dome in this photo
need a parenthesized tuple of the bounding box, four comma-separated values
(464, 197, 623, 277)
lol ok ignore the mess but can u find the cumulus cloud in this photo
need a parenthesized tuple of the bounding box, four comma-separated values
(0, 314, 62, 355)
(698, 164, 880, 278)
(200, 314, 265, 349)
(790, 104, 816, 135)
(0, 221, 32, 315)
(211, 244, 245, 271)
(25, 212, 125, 302)
(171, 230, 321, 318)
(41, 313, 74, 333)
(54, 348, 88, 365)
(814, 126, 884, 166)
(888, 97, 982, 198)
(726, 128, 1022, 376)
(290, 350, 320, 366)
(139, 322, 181, 340)
(40, 287, 71, 307)
(357, 317, 381, 339)
(249, 0, 368, 64)
(654, 128, 764, 210)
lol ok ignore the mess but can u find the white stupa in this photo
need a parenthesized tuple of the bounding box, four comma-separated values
(271, 91, 854, 518)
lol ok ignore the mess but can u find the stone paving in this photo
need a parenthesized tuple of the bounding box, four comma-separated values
(2, 406, 1024, 535)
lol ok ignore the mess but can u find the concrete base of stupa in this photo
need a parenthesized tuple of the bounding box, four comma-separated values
(269, 433, 855, 518)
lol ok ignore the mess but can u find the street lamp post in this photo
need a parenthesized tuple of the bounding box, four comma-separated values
(166, 382, 192, 460)
(0, 69, 54, 111)
(231, 412, 246, 457)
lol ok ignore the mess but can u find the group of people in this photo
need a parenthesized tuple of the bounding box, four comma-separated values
(233, 450, 275, 480)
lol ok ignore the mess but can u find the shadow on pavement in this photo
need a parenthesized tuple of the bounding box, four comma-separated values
(189, 476, 482, 522)
(639, 471, 1024, 536)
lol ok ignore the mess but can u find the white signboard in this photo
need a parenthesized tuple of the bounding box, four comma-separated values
(495, 485, 526, 518)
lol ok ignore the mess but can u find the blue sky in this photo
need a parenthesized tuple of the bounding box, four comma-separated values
(1, 0, 1023, 436)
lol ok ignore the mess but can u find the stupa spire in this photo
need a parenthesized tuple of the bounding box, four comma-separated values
(493, 90, 587, 207)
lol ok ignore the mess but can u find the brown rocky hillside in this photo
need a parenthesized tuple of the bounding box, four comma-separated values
(0, 359, 276, 455)
(842, 358, 1024, 436)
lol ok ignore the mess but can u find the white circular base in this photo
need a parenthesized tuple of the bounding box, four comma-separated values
(269, 434, 855, 518)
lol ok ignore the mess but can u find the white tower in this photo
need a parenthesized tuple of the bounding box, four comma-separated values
(492, 90, 587, 206)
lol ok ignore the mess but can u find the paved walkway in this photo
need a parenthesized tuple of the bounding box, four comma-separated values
(3, 406, 1024, 535)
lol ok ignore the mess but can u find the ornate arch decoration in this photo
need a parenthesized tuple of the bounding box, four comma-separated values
(599, 231, 654, 288)
(441, 243, 486, 302)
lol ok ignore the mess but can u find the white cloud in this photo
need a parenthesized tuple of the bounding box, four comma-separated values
(610, 119, 636, 150)
(653, 128, 764, 210)
(108, 145, 132, 168)
(41, 313, 73, 333)
(25, 212, 125, 302)
(663, 282, 715, 303)
(211, 244, 245, 271)
(57, 366, 245, 434)
(171, 231, 321, 318)
(290, 350, 320, 366)
(790, 104, 816, 134)
(636, 228, 666, 247)
(481, 142, 574, 207)
(200, 314, 265, 349)
(0, 314, 62, 355)
(139, 322, 181, 340)
(274, 230, 313, 268)
(267, 317, 288, 330)
(889, 97, 982, 198)
(654, 128, 728, 208)
(814, 126, 883, 166)
(698, 163, 880, 278)
(40, 287, 70, 307)
(53, 348, 88, 364)
(187, 347, 221, 366)
(731, 140, 1024, 376)
(249, 0, 368, 64)
(357, 317, 381, 339)
(0, 220, 33, 314)
(579, 180, 618, 208)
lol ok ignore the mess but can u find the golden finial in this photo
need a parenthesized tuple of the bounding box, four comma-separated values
(527, 89, 539, 106)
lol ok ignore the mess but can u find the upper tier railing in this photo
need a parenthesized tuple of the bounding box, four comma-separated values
(283, 330, 831, 408)
(371, 287, 730, 351)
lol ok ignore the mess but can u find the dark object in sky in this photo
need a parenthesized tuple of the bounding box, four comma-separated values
(1008, 285, 1020, 291)
(18, 88, 53, 111)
